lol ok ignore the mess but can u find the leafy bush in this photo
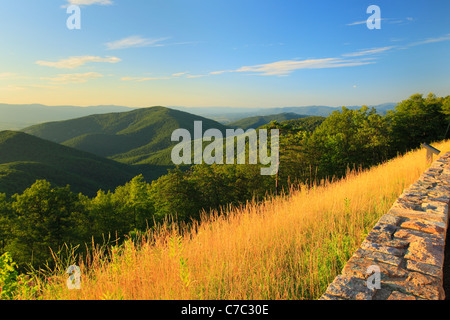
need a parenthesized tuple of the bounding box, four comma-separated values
(0, 252, 19, 299)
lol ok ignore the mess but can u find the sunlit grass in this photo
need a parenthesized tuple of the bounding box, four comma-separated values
(17, 140, 450, 300)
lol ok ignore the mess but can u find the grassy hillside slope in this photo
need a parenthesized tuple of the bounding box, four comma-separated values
(0, 131, 152, 196)
(22, 106, 229, 165)
(27, 139, 450, 300)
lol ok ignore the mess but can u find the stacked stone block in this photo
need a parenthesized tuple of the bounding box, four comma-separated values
(320, 152, 450, 300)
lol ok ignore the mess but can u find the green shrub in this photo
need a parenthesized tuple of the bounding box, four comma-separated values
(0, 252, 19, 299)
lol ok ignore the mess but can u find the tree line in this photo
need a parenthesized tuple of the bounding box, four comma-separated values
(0, 92, 449, 271)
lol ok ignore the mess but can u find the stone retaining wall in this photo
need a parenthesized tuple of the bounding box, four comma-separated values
(320, 152, 450, 300)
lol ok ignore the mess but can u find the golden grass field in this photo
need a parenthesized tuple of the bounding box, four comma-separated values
(18, 140, 450, 300)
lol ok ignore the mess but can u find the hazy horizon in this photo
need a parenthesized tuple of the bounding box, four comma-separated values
(0, 101, 398, 109)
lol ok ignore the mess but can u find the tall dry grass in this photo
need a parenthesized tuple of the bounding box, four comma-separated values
(19, 140, 450, 300)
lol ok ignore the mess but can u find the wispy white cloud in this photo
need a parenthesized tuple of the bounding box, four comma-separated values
(346, 17, 413, 26)
(388, 20, 404, 24)
(121, 76, 172, 81)
(119, 31, 449, 81)
(64, 0, 113, 6)
(211, 57, 375, 77)
(209, 70, 228, 75)
(409, 33, 450, 46)
(121, 72, 207, 81)
(342, 46, 394, 57)
(119, 32, 449, 81)
(207, 44, 393, 77)
(105, 36, 170, 50)
(41, 72, 104, 84)
(220, 32, 447, 77)
(36, 56, 121, 69)
(122, 53, 379, 80)
(346, 18, 385, 26)
(185, 74, 207, 78)
(172, 72, 188, 77)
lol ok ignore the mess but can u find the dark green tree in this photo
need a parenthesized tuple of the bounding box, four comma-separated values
(6, 180, 88, 268)
(113, 175, 155, 231)
(82, 189, 130, 243)
(0, 193, 12, 254)
(149, 167, 200, 223)
(390, 93, 448, 152)
(302, 106, 391, 179)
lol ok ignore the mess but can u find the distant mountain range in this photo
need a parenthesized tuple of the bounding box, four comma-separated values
(171, 103, 397, 123)
(0, 102, 397, 130)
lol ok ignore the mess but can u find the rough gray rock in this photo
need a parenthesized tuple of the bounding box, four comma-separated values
(320, 152, 450, 300)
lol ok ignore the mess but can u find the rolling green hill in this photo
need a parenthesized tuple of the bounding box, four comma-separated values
(23, 106, 229, 165)
(0, 130, 166, 196)
(227, 113, 308, 130)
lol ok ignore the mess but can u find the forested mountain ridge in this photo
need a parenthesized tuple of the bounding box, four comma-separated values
(22, 106, 229, 165)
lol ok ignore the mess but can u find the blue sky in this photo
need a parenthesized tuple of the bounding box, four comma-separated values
(0, 0, 449, 108)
